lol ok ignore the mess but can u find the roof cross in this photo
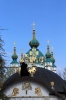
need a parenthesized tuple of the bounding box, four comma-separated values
(14, 42, 16, 47)
(31, 22, 36, 29)
(47, 40, 50, 45)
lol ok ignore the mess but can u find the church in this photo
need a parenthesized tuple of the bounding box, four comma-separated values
(1, 23, 66, 100)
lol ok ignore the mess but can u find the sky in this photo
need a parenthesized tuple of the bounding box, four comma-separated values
(0, 0, 66, 73)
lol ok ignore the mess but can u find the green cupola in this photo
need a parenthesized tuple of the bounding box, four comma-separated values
(20, 53, 24, 64)
(45, 45, 51, 58)
(29, 29, 40, 48)
(12, 46, 18, 59)
(51, 51, 55, 63)
(10, 44, 19, 67)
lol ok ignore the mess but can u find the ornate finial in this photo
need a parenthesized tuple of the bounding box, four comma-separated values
(47, 40, 50, 45)
(28, 67, 36, 77)
(14, 42, 16, 47)
(50, 82, 54, 89)
(31, 22, 36, 29)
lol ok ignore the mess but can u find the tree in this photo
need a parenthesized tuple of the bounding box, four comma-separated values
(0, 35, 6, 83)
(0, 91, 9, 100)
(0, 34, 9, 100)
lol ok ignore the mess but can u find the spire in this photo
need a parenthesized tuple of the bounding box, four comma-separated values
(20, 52, 24, 64)
(13, 42, 16, 54)
(33, 30, 36, 39)
(31, 22, 36, 30)
(12, 42, 18, 59)
(29, 23, 39, 48)
(47, 40, 50, 52)
(10, 42, 19, 66)
(51, 47, 55, 63)
(45, 40, 51, 58)
(31, 22, 36, 39)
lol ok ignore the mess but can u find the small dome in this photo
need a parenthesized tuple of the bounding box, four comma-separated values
(45, 52, 51, 58)
(29, 29, 39, 48)
(12, 53, 18, 59)
(29, 39, 39, 48)
(51, 52, 55, 63)
(45, 45, 51, 58)
(12, 47, 18, 59)
(51, 57, 55, 63)
(19, 53, 24, 64)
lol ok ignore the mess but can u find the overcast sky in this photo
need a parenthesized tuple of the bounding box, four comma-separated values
(0, 0, 66, 73)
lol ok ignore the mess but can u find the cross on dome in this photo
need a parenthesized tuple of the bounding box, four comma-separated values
(47, 40, 50, 45)
(31, 22, 36, 29)
(14, 42, 16, 47)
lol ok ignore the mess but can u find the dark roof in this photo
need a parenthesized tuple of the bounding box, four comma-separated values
(3, 67, 66, 93)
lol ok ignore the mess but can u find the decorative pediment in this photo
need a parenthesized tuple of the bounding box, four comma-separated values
(4, 82, 49, 97)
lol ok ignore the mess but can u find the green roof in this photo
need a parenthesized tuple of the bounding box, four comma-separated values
(26, 48, 44, 64)
(29, 29, 39, 48)
(29, 39, 39, 48)
(51, 52, 55, 63)
(10, 59, 19, 64)
(12, 47, 18, 59)
(45, 52, 51, 58)
(12, 54, 18, 59)
(11, 46, 19, 65)
(45, 45, 51, 58)
(45, 58, 52, 62)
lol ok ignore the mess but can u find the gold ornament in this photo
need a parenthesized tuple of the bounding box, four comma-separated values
(20, 58, 24, 63)
(30, 57, 33, 63)
(50, 82, 54, 89)
(36, 59, 38, 62)
(39, 57, 44, 63)
(35, 87, 42, 96)
(25, 54, 28, 57)
(35, 51, 39, 55)
(22, 82, 32, 94)
(12, 88, 19, 96)
(28, 67, 36, 75)
(30, 51, 32, 55)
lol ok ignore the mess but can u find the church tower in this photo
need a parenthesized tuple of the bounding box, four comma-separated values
(24, 22, 44, 67)
(10, 42, 19, 73)
(10, 23, 56, 73)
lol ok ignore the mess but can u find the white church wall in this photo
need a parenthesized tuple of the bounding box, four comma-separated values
(4, 81, 50, 97)
(3, 81, 63, 100)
